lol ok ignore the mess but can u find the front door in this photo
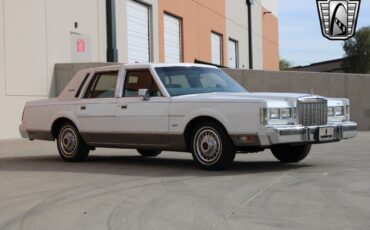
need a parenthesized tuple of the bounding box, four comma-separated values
(115, 69, 170, 147)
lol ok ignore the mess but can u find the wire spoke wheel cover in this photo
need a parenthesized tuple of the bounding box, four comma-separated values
(193, 127, 223, 165)
(59, 126, 78, 157)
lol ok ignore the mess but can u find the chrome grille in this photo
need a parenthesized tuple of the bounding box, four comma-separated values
(297, 98, 328, 126)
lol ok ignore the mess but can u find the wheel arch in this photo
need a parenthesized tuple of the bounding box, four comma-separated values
(51, 117, 79, 139)
(183, 116, 230, 151)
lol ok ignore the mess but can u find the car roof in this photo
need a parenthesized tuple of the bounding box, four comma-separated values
(130, 63, 218, 69)
(81, 63, 218, 72)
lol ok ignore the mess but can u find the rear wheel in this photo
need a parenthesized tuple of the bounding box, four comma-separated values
(191, 121, 235, 170)
(57, 122, 89, 162)
(271, 144, 311, 163)
(137, 149, 162, 157)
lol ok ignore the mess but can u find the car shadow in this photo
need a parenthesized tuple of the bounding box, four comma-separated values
(0, 154, 312, 177)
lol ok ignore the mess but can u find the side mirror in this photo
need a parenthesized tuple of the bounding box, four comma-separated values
(138, 88, 150, 101)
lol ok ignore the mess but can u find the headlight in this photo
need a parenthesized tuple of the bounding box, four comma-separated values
(270, 109, 280, 119)
(328, 107, 334, 116)
(335, 106, 344, 116)
(281, 108, 292, 119)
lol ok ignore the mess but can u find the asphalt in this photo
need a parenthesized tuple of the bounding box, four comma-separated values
(0, 133, 369, 230)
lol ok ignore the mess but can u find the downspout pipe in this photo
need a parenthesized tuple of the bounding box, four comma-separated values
(247, 0, 253, 69)
(106, 0, 118, 62)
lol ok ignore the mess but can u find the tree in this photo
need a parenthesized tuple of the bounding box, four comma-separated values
(279, 59, 292, 70)
(342, 26, 370, 74)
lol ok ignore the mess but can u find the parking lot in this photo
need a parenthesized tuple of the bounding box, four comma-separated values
(0, 133, 369, 230)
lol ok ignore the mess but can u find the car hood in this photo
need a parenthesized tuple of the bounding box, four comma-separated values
(171, 92, 318, 107)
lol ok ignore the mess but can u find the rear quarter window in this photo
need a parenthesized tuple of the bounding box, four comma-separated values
(75, 74, 90, 98)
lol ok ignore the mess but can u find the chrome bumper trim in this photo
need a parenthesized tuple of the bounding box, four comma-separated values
(264, 122, 357, 145)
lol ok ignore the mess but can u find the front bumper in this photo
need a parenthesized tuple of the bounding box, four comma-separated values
(263, 122, 357, 146)
(232, 122, 357, 147)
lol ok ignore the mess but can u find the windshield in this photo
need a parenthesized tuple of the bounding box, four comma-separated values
(155, 67, 247, 96)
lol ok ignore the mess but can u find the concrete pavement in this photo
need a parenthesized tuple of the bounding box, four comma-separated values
(0, 133, 369, 230)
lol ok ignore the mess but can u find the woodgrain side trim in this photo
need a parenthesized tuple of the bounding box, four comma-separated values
(80, 132, 187, 151)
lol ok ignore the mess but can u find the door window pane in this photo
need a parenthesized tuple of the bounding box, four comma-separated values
(84, 72, 118, 99)
(123, 70, 162, 97)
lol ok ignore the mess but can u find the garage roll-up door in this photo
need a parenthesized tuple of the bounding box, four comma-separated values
(127, 0, 150, 63)
(228, 39, 238, 68)
(211, 32, 222, 66)
(164, 14, 181, 63)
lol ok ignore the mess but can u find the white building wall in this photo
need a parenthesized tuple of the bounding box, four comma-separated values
(4, 0, 48, 96)
(251, 0, 264, 70)
(226, 0, 270, 70)
(0, 0, 107, 139)
(225, 0, 249, 69)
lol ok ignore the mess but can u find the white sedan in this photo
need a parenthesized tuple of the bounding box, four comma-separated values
(20, 63, 357, 170)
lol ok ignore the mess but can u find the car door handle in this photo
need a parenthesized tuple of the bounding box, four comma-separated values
(120, 104, 128, 109)
(81, 106, 86, 110)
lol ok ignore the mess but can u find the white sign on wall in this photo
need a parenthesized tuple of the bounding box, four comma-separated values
(71, 33, 92, 63)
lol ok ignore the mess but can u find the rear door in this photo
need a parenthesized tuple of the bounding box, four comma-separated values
(76, 71, 119, 143)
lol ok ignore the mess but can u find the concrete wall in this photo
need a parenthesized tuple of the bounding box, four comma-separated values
(224, 69, 370, 131)
(52, 63, 119, 97)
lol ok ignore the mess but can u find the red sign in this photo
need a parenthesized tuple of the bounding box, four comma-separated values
(76, 39, 85, 53)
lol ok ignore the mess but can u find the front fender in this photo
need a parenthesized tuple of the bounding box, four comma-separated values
(182, 108, 231, 133)
(169, 102, 261, 135)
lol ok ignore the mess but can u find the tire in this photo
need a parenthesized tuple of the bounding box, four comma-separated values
(137, 149, 162, 157)
(191, 121, 236, 170)
(271, 144, 311, 163)
(56, 121, 90, 162)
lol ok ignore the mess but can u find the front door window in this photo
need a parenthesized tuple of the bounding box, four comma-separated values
(123, 70, 162, 97)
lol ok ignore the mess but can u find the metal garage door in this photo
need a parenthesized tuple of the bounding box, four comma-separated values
(228, 39, 238, 68)
(211, 32, 222, 65)
(127, 0, 150, 63)
(164, 14, 182, 63)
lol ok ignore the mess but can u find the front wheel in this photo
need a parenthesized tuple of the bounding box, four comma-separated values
(57, 122, 90, 162)
(191, 121, 236, 170)
(271, 144, 311, 163)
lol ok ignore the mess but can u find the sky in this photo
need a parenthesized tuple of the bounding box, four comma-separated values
(279, 0, 370, 67)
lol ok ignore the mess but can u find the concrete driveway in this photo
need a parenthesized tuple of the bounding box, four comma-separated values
(0, 133, 369, 230)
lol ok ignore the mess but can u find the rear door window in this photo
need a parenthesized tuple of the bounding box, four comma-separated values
(84, 71, 118, 99)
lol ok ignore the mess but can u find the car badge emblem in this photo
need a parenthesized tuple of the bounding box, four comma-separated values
(317, 0, 361, 40)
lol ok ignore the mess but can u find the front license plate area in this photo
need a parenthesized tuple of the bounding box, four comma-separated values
(318, 127, 335, 142)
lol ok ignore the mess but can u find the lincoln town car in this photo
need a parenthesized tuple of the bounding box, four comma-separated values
(20, 64, 357, 170)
